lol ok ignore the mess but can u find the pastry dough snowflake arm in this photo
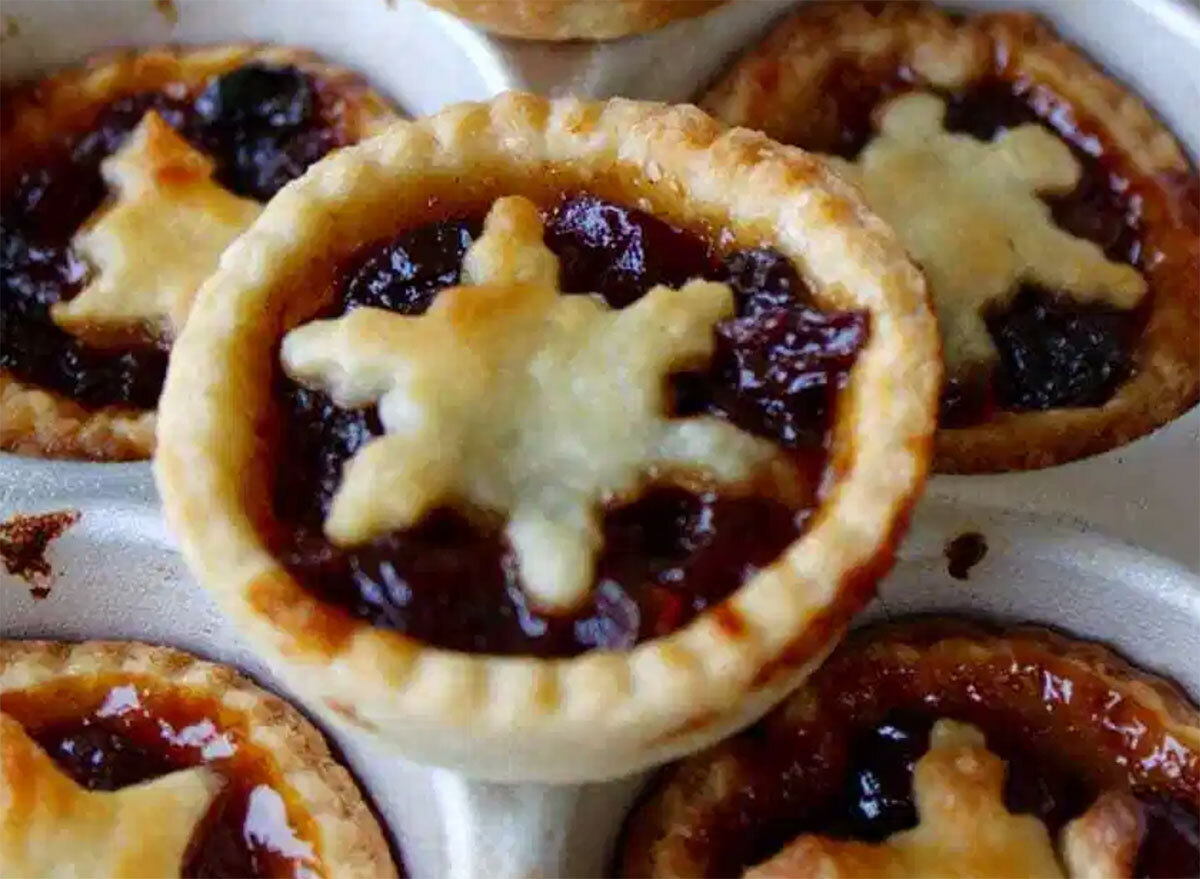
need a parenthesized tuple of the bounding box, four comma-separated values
(1016, 222, 1148, 308)
(463, 195, 560, 288)
(282, 307, 433, 409)
(655, 418, 779, 483)
(323, 432, 459, 545)
(1059, 790, 1145, 879)
(52, 112, 261, 345)
(623, 281, 779, 481)
(990, 128, 1147, 309)
(0, 714, 224, 879)
(506, 492, 603, 612)
(282, 308, 469, 545)
(616, 280, 737, 367)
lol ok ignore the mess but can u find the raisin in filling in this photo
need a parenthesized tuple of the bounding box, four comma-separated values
(2, 680, 320, 879)
(271, 195, 868, 657)
(0, 64, 348, 412)
(657, 641, 1200, 879)
(796, 71, 1146, 426)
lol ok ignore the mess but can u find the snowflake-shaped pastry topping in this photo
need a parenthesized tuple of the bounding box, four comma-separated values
(746, 719, 1144, 879)
(52, 112, 262, 345)
(0, 713, 224, 876)
(835, 92, 1146, 380)
(280, 196, 782, 611)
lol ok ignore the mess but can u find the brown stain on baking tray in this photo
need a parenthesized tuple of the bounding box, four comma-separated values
(945, 531, 988, 581)
(0, 509, 81, 598)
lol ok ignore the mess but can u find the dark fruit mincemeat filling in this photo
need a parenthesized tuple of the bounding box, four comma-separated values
(0, 64, 353, 412)
(627, 629, 1200, 879)
(270, 194, 870, 657)
(2, 677, 322, 879)
(809, 67, 1157, 427)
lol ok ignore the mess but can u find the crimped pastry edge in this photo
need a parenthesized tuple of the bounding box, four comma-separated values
(0, 638, 400, 879)
(155, 90, 940, 781)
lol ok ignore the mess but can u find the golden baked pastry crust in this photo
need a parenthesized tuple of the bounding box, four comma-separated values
(702, 2, 1200, 472)
(0, 44, 397, 462)
(421, 0, 726, 41)
(620, 617, 1200, 877)
(0, 375, 157, 460)
(155, 91, 940, 781)
(0, 638, 399, 879)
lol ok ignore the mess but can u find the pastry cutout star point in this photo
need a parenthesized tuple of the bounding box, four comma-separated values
(0, 713, 224, 878)
(847, 91, 1147, 379)
(52, 111, 262, 346)
(281, 196, 779, 611)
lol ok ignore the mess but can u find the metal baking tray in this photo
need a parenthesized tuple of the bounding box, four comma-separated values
(2, 1, 1197, 876)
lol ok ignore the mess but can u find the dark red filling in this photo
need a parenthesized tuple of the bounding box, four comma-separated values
(271, 195, 868, 657)
(4, 681, 321, 879)
(0, 65, 348, 412)
(809, 72, 1146, 426)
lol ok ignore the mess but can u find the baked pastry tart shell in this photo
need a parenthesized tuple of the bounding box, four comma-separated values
(155, 92, 940, 780)
(0, 43, 397, 461)
(0, 639, 398, 878)
(701, 3, 1200, 473)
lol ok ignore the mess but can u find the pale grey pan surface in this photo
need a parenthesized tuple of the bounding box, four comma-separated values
(1, 1, 1198, 877)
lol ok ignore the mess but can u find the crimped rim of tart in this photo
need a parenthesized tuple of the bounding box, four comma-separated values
(155, 91, 939, 781)
(0, 43, 398, 462)
(0, 638, 399, 879)
(420, 0, 727, 41)
(621, 616, 1200, 877)
(702, 2, 1200, 473)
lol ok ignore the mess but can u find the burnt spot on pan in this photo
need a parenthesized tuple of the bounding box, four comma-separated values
(0, 509, 81, 597)
(944, 531, 988, 581)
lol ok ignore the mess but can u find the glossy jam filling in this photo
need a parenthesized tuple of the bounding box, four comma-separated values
(1, 677, 322, 878)
(658, 630, 1200, 878)
(810, 70, 1147, 426)
(270, 194, 868, 657)
(0, 64, 350, 412)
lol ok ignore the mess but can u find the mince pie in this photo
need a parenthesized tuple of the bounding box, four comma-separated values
(154, 93, 940, 780)
(621, 618, 1200, 878)
(703, 3, 1200, 472)
(1, 45, 396, 460)
(419, 0, 726, 41)
(0, 639, 399, 878)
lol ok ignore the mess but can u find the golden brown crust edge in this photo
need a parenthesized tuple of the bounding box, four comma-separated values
(420, 0, 727, 41)
(0, 375, 156, 461)
(621, 616, 1200, 878)
(155, 91, 939, 780)
(0, 43, 399, 462)
(0, 638, 399, 879)
(701, 2, 1200, 473)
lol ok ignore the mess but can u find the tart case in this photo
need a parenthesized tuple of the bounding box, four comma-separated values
(1, 1, 1197, 877)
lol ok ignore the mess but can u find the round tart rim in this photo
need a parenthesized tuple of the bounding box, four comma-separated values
(420, 0, 728, 41)
(0, 637, 399, 879)
(701, 1, 1200, 474)
(620, 614, 1200, 877)
(155, 91, 940, 781)
(0, 42, 399, 462)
